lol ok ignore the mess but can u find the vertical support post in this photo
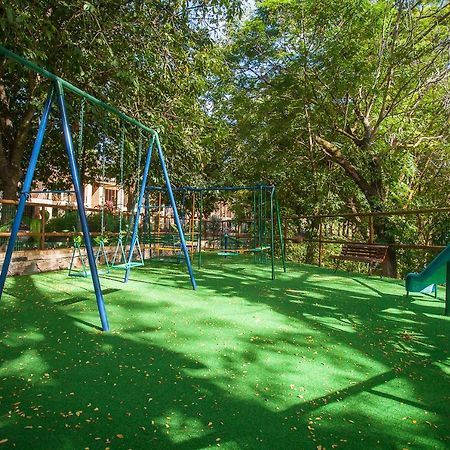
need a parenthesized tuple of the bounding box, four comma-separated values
(191, 192, 195, 253)
(198, 191, 203, 269)
(253, 190, 257, 264)
(40, 205, 46, 250)
(258, 185, 263, 263)
(275, 190, 286, 272)
(154, 135, 197, 289)
(143, 192, 149, 259)
(157, 191, 162, 257)
(55, 81, 109, 332)
(318, 218, 323, 268)
(181, 190, 186, 231)
(270, 186, 276, 280)
(0, 86, 54, 297)
(124, 136, 155, 283)
(446, 262, 450, 316)
(368, 214, 374, 244)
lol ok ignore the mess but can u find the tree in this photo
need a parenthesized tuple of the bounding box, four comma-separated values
(216, 0, 450, 237)
(0, 0, 242, 199)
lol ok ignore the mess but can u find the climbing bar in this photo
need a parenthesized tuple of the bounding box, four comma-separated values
(146, 185, 275, 193)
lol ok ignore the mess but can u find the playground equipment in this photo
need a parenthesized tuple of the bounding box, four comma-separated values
(144, 188, 197, 263)
(405, 244, 450, 315)
(68, 98, 112, 278)
(110, 125, 145, 272)
(145, 185, 286, 280)
(0, 46, 197, 331)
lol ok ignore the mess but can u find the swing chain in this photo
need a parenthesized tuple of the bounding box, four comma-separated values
(137, 128, 142, 194)
(100, 138, 106, 236)
(118, 122, 125, 236)
(77, 98, 85, 160)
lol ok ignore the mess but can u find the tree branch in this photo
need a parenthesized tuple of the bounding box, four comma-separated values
(314, 134, 373, 200)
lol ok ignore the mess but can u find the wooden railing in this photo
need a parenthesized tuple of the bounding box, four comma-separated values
(0, 198, 133, 251)
(283, 207, 450, 277)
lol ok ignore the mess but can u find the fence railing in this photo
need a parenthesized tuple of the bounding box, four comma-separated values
(0, 199, 133, 252)
(2, 198, 449, 279)
(283, 207, 450, 278)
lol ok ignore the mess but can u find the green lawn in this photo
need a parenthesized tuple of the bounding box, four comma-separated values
(0, 256, 449, 449)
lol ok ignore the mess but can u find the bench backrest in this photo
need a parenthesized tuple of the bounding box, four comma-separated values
(341, 244, 388, 260)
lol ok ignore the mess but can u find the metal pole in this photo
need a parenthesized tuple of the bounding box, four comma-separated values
(259, 186, 263, 263)
(157, 192, 162, 257)
(253, 190, 257, 264)
(191, 192, 195, 252)
(154, 136, 197, 289)
(446, 262, 450, 316)
(143, 192, 149, 259)
(198, 191, 203, 269)
(124, 137, 155, 283)
(275, 189, 286, 272)
(270, 187, 276, 280)
(56, 81, 109, 331)
(318, 219, 323, 267)
(0, 46, 157, 137)
(0, 86, 54, 297)
(369, 215, 374, 244)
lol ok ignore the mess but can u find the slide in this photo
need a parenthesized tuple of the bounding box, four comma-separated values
(405, 244, 450, 295)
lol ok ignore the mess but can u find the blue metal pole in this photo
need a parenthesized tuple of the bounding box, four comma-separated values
(154, 135, 197, 289)
(124, 137, 155, 283)
(0, 87, 54, 297)
(55, 81, 110, 331)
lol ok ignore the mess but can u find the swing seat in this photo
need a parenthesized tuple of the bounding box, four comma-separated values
(69, 268, 110, 277)
(217, 251, 240, 257)
(249, 246, 270, 253)
(112, 261, 144, 269)
(68, 271, 89, 278)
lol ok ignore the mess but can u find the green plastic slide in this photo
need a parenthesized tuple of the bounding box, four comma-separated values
(405, 244, 450, 295)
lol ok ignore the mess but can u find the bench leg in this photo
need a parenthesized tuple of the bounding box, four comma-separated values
(334, 260, 340, 273)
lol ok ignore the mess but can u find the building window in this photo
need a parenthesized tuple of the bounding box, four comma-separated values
(104, 189, 117, 206)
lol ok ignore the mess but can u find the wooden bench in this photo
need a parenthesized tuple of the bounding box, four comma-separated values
(332, 244, 388, 275)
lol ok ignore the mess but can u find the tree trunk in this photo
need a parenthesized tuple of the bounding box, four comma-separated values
(305, 217, 320, 264)
(0, 75, 39, 200)
(0, 171, 20, 199)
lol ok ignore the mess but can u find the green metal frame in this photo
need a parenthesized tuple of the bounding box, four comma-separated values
(146, 184, 287, 280)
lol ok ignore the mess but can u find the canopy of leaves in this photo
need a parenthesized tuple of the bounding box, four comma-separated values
(0, 0, 242, 198)
(212, 0, 450, 218)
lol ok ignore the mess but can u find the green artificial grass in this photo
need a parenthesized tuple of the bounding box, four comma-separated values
(0, 255, 449, 449)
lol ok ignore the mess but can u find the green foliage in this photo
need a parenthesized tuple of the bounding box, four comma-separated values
(0, 0, 242, 197)
(45, 211, 78, 233)
(211, 0, 450, 224)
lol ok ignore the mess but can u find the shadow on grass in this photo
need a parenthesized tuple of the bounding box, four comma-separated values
(0, 258, 448, 449)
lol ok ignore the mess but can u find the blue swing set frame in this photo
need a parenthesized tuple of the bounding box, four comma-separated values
(0, 46, 197, 331)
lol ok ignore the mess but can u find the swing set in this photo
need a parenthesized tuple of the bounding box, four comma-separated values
(145, 185, 287, 280)
(0, 46, 197, 331)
